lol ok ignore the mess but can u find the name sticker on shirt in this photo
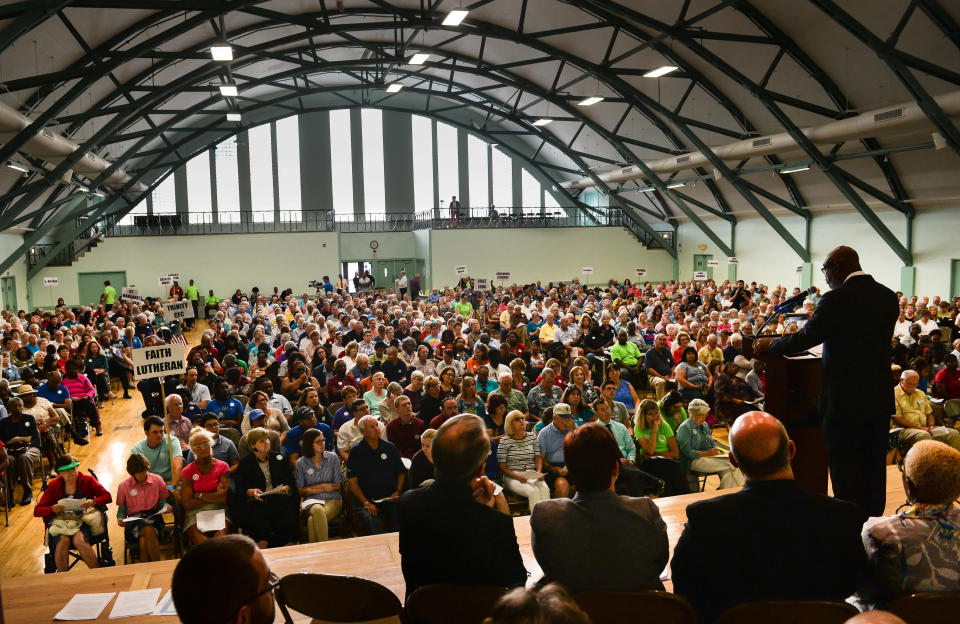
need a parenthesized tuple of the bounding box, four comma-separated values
(380, 453, 387, 460)
(131, 489, 138, 496)
(192, 473, 199, 481)
(277, 455, 283, 461)
(24, 421, 30, 427)
(307, 468, 315, 475)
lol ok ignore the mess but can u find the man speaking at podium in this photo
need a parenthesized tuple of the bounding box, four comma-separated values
(755, 246, 898, 518)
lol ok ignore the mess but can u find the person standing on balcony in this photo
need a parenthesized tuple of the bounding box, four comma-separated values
(449, 195, 461, 227)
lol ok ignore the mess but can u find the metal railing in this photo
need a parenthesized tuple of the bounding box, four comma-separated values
(96, 207, 675, 250)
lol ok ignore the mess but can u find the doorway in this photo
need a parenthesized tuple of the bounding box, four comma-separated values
(952, 260, 960, 299)
(693, 254, 714, 281)
(373, 259, 425, 293)
(341, 261, 372, 293)
(1, 276, 17, 312)
(78, 271, 127, 306)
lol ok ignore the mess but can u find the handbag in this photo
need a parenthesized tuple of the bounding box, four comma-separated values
(82, 507, 106, 536)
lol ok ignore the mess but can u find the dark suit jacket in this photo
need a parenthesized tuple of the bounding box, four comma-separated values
(671, 480, 867, 624)
(767, 274, 898, 423)
(398, 478, 527, 597)
(530, 490, 668, 593)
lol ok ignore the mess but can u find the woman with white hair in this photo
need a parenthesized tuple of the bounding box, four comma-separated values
(675, 399, 744, 490)
(857, 440, 960, 608)
(497, 410, 550, 511)
(180, 428, 230, 545)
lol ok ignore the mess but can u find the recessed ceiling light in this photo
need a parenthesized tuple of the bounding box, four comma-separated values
(210, 46, 233, 61)
(442, 10, 469, 26)
(643, 66, 678, 78)
(6, 162, 28, 173)
(226, 113, 242, 121)
(532, 118, 553, 126)
(780, 164, 810, 174)
(386, 83, 404, 93)
(93, 191, 105, 198)
(409, 53, 431, 65)
(77, 185, 89, 192)
(639, 187, 656, 193)
(666, 181, 685, 189)
(578, 96, 604, 106)
(219, 84, 238, 97)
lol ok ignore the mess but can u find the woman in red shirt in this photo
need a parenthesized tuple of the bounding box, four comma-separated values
(180, 429, 230, 546)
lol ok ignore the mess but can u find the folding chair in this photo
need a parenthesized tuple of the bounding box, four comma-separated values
(275, 573, 403, 624)
(42, 469, 116, 573)
(404, 584, 508, 624)
(575, 590, 696, 624)
(714, 600, 857, 624)
(885, 591, 960, 624)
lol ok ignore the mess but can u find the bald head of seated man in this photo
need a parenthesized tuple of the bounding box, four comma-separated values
(728, 410, 795, 481)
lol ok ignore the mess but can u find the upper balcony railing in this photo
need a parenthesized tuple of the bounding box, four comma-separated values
(101, 207, 674, 250)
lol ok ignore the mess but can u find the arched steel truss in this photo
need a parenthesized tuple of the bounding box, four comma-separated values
(0, 0, 954, 272)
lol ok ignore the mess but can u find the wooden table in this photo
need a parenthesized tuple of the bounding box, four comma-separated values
(1, 466, 905, 624)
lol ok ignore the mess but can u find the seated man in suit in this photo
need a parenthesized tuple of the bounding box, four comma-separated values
(530, 422, 668, 593)
(398, 414, 524, 598)
(672, 411, 867, 623)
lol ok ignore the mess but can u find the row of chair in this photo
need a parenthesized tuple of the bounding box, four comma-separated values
(273, 574, 960, 624)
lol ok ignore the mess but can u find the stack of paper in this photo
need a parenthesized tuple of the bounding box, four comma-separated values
(55, 593, 115, 621)
(196, 508, 226, 532)
(152, 590, 178, 616)
(109, 589, 162, 619)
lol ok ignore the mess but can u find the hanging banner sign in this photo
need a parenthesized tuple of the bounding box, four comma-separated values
(132, 343, 186, 380)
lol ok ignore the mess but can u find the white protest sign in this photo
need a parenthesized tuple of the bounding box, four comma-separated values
(158, 276, 173, 287)
(163, 300, 194, 322)
(495, 271, 511, 281)
(121, 287, 142, 303)
(455, 265, 468, 276)
(707, 260, 720, 268)
(728, 257, 740, 265)
(131, 343, 186, 381)
(693, 271, 708, 280)
(476, 278, 490, 290)
(43, 277, 59, 286)
(581, 266, 594, 276)
(635, 268, 647, 277)
(168, 273, 181, 282)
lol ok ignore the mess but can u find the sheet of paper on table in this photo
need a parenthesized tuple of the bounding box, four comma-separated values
(54, 593, 116, 620)
(196, 508, 226, 532)
(151, 590, 178, 617)
(109, 588, 162, 619)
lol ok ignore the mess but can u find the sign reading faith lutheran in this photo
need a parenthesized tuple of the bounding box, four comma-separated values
(163, 300, 194, 321)
(132, 343, 186, 380)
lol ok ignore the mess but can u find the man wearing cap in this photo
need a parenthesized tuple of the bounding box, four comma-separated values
(537, 403, 573, 498)
(0, 397, 42, 505)
(17, 384, 65, 475)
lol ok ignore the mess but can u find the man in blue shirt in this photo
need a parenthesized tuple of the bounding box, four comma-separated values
(322, 275, 334, 294)
(537, 403, 573, 498)
(283, 406, 333, 464)
(205, 379, 244, 429)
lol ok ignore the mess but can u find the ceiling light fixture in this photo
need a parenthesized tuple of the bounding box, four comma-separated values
(386, 83, 404, 93)
(409, 53, 431, 65)
(77, 185, 89, 192)
(226, 113, 242, 121)
(210, 45, 233, 61)
(643, 66, 678, 78)
(219, 84, 238, 97)
(93, 191, 106, 198)
(532, 118, 553, 126)
(666, 181, 685, 188)
(780, 164, 810, 174)
(6, 162, 28, 173)
(578, 96, 604, 106)
(442, 10, 469, 26)
(638, 187, 656, 193)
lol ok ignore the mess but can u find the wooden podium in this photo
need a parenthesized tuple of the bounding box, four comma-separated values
(744, 336, 829, 494)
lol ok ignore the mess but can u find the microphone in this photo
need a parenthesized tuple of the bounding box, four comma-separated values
(774, 286, 817, 314)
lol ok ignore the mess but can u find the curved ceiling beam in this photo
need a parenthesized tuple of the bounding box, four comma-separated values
(594, 1, 911, 264)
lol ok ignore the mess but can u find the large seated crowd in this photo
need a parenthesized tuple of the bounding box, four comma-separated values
(1, 271, 958, 623)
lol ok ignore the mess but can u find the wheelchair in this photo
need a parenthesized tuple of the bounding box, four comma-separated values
(42, 469, 116, 574)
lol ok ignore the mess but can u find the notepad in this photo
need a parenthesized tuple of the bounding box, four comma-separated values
(54, 593, 115, 621)
(109, 588, 162, 619)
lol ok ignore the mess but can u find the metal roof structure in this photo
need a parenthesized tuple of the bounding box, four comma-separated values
(0, 0, 957, 272)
